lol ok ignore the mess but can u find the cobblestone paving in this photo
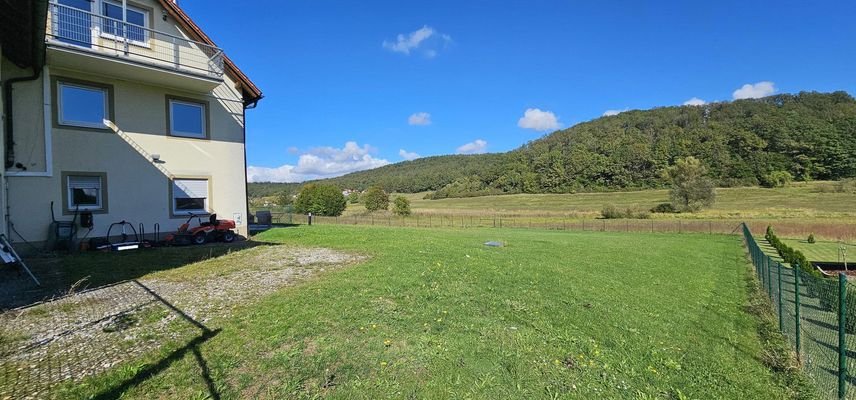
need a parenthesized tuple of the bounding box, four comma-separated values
(0, 246, 364, 399)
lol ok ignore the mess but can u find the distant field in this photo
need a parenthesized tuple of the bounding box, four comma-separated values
(252, 182, 856, 240)
(391, 181, 856, 220)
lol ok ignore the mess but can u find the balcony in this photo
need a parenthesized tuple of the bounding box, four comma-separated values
(45, 2, 225, 92)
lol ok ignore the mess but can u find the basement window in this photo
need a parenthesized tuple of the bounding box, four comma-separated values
(168, 98, 207, 139)
(65, 174, 105, 212)
(58, 82, 109, 129)
(172, 178, 209, 215)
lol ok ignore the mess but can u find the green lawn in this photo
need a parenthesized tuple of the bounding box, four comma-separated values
(59, 225, 809, 399)
(780, 238, 856, 263)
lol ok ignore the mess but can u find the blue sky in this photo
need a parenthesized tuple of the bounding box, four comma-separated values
(180, 0, 856, 182)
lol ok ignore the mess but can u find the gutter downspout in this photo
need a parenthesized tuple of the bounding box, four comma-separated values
(3, 68, 42, 169)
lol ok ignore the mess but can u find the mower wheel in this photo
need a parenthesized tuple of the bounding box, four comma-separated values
(222, 231, 236, 243)
(192, 233, 207, 245)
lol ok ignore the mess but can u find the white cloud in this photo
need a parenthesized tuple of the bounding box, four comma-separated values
(408, 112, 432, 126)
(399, 149, 421, 161)
(602, 108, 628, 117)
(287, 146, 300, 155)
(517, 108, 561, 131)
(383, 26, 452, 57)
(683, 97, 706, 106)
(732, 81, 776, 100)
(456, 139, 487, 154)
(247, 141, 390, 183)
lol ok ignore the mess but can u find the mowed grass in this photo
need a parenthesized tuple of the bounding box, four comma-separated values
(377, 181, 856, 219)
(780, 238, 856, 263)
(68, 226, 803, 399)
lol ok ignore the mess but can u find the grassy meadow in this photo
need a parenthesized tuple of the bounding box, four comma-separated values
(60, 225, 811, 399)
(386, 181, 856, 220)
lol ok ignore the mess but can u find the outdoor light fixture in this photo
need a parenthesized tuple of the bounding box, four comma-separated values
(151, 154, 161, 161)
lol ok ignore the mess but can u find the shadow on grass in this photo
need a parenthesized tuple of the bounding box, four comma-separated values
(1, 240, 276, 310)
(91, 280, 223, 400)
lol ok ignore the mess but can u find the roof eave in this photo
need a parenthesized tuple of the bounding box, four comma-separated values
(157, 0, 263, 106)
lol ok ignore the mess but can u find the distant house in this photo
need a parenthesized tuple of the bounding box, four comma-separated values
(0, 0, 262, 247)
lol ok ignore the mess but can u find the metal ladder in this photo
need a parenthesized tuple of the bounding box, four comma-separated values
(0, 234, 40, 286)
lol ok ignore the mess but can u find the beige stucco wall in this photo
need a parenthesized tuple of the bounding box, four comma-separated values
(6, 4, 251, 245)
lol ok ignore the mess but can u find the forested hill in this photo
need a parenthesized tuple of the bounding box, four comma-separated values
(249, 91, 856, 198)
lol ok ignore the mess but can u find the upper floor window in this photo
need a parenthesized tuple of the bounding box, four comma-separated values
(168, 98, 208, 139)
(101, 1, 149, 44)
(58, 81, 109, 129)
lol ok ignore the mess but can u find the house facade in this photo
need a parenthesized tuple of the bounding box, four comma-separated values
(1, 0, 261, 248)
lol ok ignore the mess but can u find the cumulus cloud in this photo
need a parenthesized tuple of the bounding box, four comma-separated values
(399, 149, 421, 161)
(408, 112, 432, 126)
(517, 108, 561, 131)
(683, 97, 706, 106)
(456, 139, 487, 155)
(247, 141, 390, 183)
(602, 109, 628, 117)
(733, 81, 776, 100)
(383, 26, 452, 57)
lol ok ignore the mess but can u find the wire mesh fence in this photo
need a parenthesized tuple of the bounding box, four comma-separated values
(743, 223, 856, 399)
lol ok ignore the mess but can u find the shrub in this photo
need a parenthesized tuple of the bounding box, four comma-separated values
(807, 234, 816, 244)
(601, 205, 650, 219)
(294, 184, 347, 216)
(650, 203, 676, 214)
(601, 205, 624, 219)
(663, 156, 716, 212)
(362, 186, 390, 212)
(760, 170, 793, 188)
(348, 191, 360, 204)
(764, 225, 824, 297)
(392, 196, 411, 216)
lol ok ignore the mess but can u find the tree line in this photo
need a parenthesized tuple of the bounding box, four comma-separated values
(250, 91, 856, 200)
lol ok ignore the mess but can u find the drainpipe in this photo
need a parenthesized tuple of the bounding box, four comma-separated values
(3, 68, 42, 169)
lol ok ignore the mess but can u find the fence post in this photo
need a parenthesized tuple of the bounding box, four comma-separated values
(794, 264, 801, 359)
(767, 256, 773, 296)
(838, 273, 847, 400)
(777, 262, 784, 332)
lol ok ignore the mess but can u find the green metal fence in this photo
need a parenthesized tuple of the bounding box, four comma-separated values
(742, 223, 856, 399)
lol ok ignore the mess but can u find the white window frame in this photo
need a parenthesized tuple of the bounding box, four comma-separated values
(99, 0, 150, 47)
(67, 175, 104, 211)
(172, 178, 209, 216)
(57, 81, 109, 129)
(168, 99, 207, 139)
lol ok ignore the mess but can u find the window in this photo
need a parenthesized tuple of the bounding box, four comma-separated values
(64, 174, 105, 212)
(172, 179, 209, 215)
(168, 98, 207, 138)
(58, 82, 109, 129)
(101, 1, 149, 43)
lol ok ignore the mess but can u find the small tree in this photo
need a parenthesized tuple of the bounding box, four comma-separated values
(293, 183, 347, 216)
(348, 191, 360, 204)
(392, 196, 411, 216)
(663, 156, 716, 212)
(761, 170, 793, 188)
(362, 186, 389, 212)
(276, 189, 293, 207)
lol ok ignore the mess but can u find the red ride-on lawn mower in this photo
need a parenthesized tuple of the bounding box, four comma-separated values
(165, 213, 237, 246)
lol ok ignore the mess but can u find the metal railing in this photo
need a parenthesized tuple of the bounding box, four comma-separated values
(46, 2, 224, 79)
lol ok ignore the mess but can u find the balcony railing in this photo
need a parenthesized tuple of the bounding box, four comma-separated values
(46, 2, 224, 79)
